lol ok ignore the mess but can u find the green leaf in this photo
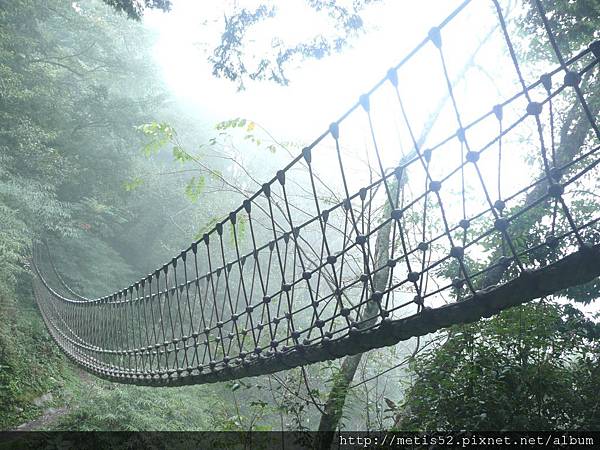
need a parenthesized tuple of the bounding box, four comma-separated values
(123, 177, 143, 192)
(136, 122, 176, 156)
(172, 146, 192, 164)
(250, 400, 268, 408)
(184, 176, 205, 203)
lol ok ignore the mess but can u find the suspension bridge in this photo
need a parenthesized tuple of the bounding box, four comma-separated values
(32, 0, 600, 386)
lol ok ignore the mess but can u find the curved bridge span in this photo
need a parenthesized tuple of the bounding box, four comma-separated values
(33, 0, 600, 386)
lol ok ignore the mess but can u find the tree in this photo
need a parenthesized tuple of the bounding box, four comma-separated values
(102, 0, 384, 89)
(0, 0, 186, 425)
(210, 0, 384, 88)
(101, 0, 171, 20)
(396, 303, 600, 430)
(0, 0, 175, 284)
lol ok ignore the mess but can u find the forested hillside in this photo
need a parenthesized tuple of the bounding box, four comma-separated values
(1, 0, 599, 441)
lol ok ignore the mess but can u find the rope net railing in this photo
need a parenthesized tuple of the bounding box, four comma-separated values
(32, 0, 600, 386)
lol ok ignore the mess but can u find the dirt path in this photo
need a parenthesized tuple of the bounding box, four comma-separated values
(14, 368, 92, 431)
(15, 406, 69, 431)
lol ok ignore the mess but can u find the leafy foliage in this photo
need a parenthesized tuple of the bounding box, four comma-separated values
(53, 381, 213, 431)
(0, 0, 186, 428)
(137, 122, 176, 157)
(101, 0, 171, 20)
(394, 0, 600, 431)
(102, 0, 385, 87)
(396, 303, 600, 430)
(210, 0, 383, 88)
(0, 205, 28, 298)
(0, 285, 71, 429)
(520, 0, 600, 61)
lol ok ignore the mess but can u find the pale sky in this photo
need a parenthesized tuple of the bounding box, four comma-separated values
(143, 0, 504, 142)
(142, 0, 536, 227)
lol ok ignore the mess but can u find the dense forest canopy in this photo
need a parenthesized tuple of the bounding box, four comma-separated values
(1, 0, 599, 444)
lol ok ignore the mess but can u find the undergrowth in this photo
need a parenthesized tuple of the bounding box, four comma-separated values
(51, 381, 214, 431)
(1, 275, 215, 431)
(0, 277, 72, 429)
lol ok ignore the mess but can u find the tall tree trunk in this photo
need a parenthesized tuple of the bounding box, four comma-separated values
(316, 161, 406, 448)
